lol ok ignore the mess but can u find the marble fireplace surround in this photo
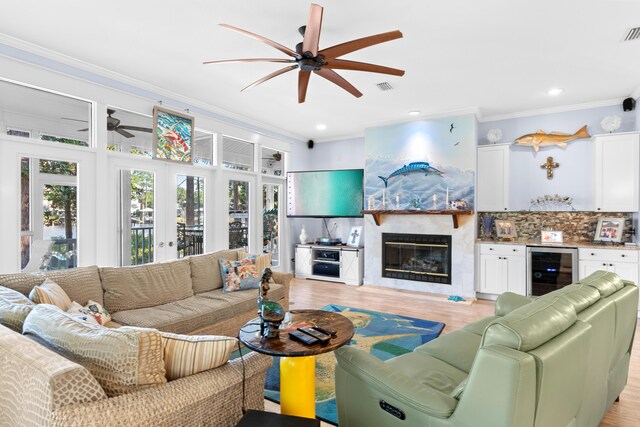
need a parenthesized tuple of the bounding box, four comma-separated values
(363, 214, 475, 298)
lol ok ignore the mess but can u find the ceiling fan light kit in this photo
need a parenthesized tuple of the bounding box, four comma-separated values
(204, 3, 404, 103)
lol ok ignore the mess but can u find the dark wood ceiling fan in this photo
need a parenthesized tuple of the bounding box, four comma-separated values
(78, 109, 152, 138)
(203, 3, 404, 103)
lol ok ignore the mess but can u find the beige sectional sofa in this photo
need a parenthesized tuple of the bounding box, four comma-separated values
(0, 249, 292, 426)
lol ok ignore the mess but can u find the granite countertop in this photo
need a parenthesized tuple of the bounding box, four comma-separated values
(475, 238, 640, 250)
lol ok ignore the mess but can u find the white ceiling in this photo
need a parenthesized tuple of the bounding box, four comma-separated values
(1, 0, 640, 142)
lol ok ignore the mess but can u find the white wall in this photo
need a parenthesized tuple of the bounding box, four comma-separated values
(287, 137, 366, 269)
(0, 55, 293, 273)
(479, 103, 636, 210)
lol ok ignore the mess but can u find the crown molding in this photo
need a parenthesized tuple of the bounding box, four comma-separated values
(479, 98, 623, 123)
(0, 34, 305, 144)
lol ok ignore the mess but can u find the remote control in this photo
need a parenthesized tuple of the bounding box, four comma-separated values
(289, 329, 320, 345)
(312, 325, 337, 337)
(298, 326, 331, 343)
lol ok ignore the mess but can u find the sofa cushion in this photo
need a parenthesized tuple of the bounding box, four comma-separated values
(0, 266, 104, 306)
(189, 250, 239, 293)
(539, 283, 601, 314)
(0, 285, 35, 332)
(414, 329, 482, 373)
(578, 270, 624, 297)
(100, 258, 193, 313)
(386, 351, 468, 394)
(160, 331, 237, 380)
(23, 304, 166, 397)
(195, 282, 285, 315)
(494, 292, 534, 316)
(462, 315, 499, 336)
(29, 278, 72, 310)
(482, 295, 576, 352)
(110, 296, 235, 334)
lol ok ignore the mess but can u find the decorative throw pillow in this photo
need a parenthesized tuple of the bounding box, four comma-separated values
(84, 300, 111, 325)
(28, 278, 72, 311)
(66, 301, 100, 325)
(219, 256, 260, 292)
(160, 332, 237, 381)
(23, 304, 166, 397)
(0, 285, 35, 333)
(239, 251, 273, 280)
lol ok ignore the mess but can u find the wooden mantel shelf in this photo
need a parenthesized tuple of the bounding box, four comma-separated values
(361, 210, 474, 228)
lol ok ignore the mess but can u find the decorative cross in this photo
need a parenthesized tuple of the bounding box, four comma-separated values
(350, 229, 360, 244)
(540, 156, 559, 179)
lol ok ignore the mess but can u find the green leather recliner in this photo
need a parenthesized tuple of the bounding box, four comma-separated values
(334, 270, 638, 427)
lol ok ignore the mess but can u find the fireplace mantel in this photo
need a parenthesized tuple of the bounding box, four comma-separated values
(362, 210, 474, 228)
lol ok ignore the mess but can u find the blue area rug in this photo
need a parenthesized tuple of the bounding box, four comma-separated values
(260, 305, 445, 425)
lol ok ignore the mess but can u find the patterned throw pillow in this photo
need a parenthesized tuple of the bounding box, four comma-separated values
(28, 278, 72, 311)
(84, 300, 111, 325)
(0, 285, 35, 332)
(219, 256, 260, 292)
(66, 301, 100, 325)
(23, 304, 166, 397)
(160, 332, 237, 380)
(238, 251, 273, 279)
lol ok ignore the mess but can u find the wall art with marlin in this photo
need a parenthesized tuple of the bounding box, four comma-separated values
(364, 115, 475, 211)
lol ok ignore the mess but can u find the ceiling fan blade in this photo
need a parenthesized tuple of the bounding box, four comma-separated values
(220, 24, 299, 58)
(323, 59, 405, 76)
(118, 125, 153, 132)
(203, 58, 296, 65)
(302, 4, 323, 57)
(319, 30, 403, 60)
(314, 68, 362, 98)
(115, 128, 135, 138)
(298, 70, 311, 103)
(241, 65, 298, 92)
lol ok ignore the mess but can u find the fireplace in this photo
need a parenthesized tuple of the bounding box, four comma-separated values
(382, 233, 452, 284)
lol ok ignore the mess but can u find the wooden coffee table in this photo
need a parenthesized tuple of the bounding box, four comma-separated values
(239, 309, 354, 419)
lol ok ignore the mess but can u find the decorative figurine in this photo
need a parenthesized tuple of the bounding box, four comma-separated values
(514, 125, 590, 152)
(257, 268, 285, 339)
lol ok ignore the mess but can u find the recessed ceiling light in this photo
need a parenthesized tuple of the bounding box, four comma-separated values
(408, 110, 421, 116)
(546, 88, 563, 96)
(316, 123, 327, 130)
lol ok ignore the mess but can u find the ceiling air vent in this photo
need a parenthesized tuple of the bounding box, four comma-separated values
(623, 27, 640, 41)
(376, 82, 394, 91)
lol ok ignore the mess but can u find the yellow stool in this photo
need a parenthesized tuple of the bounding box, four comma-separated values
(280, 355, 316, 418)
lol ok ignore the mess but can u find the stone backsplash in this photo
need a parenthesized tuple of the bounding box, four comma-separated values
(477, 211, 635, 243)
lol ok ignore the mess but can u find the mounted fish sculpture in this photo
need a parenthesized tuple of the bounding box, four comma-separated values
(378, 162, 443, 188)
(515, 125, 590, 152)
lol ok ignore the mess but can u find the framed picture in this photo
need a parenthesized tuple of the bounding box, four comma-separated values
(347, 226, 363, 247)
(495, 220, 517, 239)
(594, 217, 624, 243)
(541, 230, 563, 243)
(153, 106, 195, 164)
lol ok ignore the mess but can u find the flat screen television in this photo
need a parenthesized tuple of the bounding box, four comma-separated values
(287, 169, 364, 217)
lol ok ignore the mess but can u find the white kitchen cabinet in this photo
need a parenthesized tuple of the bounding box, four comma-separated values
(593, 132, 640, 212)
(578, 248, 639, 285)
(477, 144, 510, 211)
(477, 243, 526, 295)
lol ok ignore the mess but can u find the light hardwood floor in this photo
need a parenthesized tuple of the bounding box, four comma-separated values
(265, 278, 640, 427)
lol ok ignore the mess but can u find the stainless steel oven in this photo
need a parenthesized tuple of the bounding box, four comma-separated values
(526, 246, 578, 296)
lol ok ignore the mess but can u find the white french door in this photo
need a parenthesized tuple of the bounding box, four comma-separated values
(224, 172, 256, 253)
(109, 155, 214, 266)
